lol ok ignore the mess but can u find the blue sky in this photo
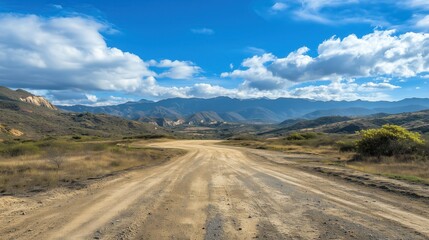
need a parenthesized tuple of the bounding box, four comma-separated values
(0, 0, 429, 105)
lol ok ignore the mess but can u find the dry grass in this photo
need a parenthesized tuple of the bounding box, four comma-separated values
(348, 161, 429, 185)
(0, 139, 184, 195)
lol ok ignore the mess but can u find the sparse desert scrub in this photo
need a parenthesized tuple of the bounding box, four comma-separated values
(0, 138, 184, 195)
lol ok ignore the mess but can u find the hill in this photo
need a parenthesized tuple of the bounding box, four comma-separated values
(261, 110, 429, 136)
(0, 87, 165, 139)
(59, 97, 429, 124)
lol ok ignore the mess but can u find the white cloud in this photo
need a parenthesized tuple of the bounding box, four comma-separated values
(244, 46, 267, 55)
(85, 94, 98, 102)
(223, 30, 429, 91)
(51, 95, 134, 106)
(402, 0, 429, 10)
(221, 54, 287, 90)
(191, 28, 215, 35)
(360, 82, 400, 90)
(150, 59, 201, 80)
(260, 1, 429, 29)
(300, 0, 358, 10)
(51, 4, 63, 9)
(282, 0, 364, 25)
(27, 89, 134, 106)
(0, 14, 155, 92)
(271, 30, 429, 81)
(290, 80, 392, 101)
(413, 15, 429, 29)
(0, 14, 205, 94)
(272, 2, 287, 11)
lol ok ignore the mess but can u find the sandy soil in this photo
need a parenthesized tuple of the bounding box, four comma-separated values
(0, 140, 428, 239)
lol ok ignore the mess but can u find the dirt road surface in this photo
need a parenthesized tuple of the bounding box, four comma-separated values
(0, 140, 428, 239)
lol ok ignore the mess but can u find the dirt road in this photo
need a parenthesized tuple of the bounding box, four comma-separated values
(0, 140, 428, 239)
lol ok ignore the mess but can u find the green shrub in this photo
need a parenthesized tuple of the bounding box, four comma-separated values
(356, 124, 424, 158)
(0, 143, 40, 157)
(336, 141, 356, 152)
(286, 132, 318, 141)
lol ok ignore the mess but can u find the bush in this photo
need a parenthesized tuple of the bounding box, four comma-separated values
(286, 132, 318, 141)
(356, 124, 424, 158)
(336, 141, 356, 152)
(0, 143, 40, 157)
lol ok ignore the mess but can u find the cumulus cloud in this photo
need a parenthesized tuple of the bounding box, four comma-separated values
(270, 30, 429, 82)
(133, 76, 395, 102)
(0, 14, 204, 94)
(221, 54, 287, 90)
(149, 59, 201, 80)
(51, 95, 134, 106)
(413, 15, 429, 29)
(25, 89, 134, 106)
(85, 94, 98, 103)
(360, 82, 400, 90)
(289, 80, 391, 101)
(222, 30, 429, 91)
(0, 14, 157, 92)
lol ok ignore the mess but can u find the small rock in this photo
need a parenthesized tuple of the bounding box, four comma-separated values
(238, 228, 242, 231)
(148, 212, 151, 215)
(248, 215, 252, 218)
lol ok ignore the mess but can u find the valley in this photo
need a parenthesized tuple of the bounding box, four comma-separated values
(1, 86, 429, 239)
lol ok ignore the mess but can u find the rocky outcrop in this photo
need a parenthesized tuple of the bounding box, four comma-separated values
(0, 124, 24, 136)
(19, 96, 57, 110)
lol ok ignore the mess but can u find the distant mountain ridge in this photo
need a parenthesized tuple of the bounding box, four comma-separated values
(59, 97, 429, 124)
(261, 110, 429, 136)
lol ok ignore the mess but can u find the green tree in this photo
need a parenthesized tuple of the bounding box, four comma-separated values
(356, 124, 424, 157)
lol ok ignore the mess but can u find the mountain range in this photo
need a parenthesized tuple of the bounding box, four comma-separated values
(59, 97, 429, 125)
(1, 85, 429, 140)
